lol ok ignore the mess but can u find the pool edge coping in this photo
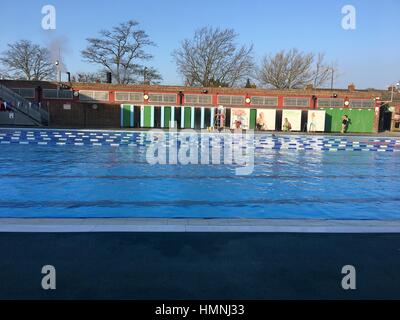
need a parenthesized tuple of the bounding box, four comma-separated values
(1, 218, 400, 233)
(1, 126, 400, 139)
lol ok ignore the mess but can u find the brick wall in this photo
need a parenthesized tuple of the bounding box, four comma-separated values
(0, 79, 388, 131)
(0, 79, 384, 99)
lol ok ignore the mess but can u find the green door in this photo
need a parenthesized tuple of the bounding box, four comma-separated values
(184, 107, 191, 128)
(164, 106, 171, 128)
(346, 109, 374, 133)
(324, 108, 374, 133)
(249, 109, 257, 129)
(122, 104, 131, 127)
(144, 106, 152, 127)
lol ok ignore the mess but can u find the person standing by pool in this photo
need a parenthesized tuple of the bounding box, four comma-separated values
(341, 115, 349, 133)
(283, 118, 292, 132)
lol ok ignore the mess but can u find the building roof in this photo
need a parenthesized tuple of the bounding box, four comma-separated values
(0, 79, 390, 99)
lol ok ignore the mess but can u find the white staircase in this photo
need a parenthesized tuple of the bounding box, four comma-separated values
(0, 84, 49, 126)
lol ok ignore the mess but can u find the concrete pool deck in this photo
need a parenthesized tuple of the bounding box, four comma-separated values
(2, 125, 400, 135)
(1, 218, 400, 233)
(1, 231, 400, 299)
(2, 219, 400, 299)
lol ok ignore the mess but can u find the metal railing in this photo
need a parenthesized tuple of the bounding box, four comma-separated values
(0, 84, 49, 126)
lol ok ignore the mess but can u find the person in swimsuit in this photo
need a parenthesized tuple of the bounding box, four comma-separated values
(341, 115, 349, 133)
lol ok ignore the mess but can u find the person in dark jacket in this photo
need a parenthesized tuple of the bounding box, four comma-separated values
(341, 115, 349, 133)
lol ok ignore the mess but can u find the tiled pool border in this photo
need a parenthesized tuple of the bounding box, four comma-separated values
(0, 127, 399, 152)
(1, 218, 400, 233)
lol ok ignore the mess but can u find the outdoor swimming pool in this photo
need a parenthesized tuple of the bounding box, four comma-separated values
(0, 128, 399, 220)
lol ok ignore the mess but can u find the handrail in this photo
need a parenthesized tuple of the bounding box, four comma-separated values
(0, 84, 49, 126)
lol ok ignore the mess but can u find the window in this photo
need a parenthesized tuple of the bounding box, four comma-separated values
(217, 96, 231, 105)
(79, 90, 109, 102)
(283, 97, 309, 107)
(148, 93, 176, 103)
(231, 96, 245, 105)
(251, 96, 278, 106)
(318, 98, 345, 108)
(217, 95, 245, 105)
(43, 89, 73, 99)
(43, 89, 57, 99)
(184, 94, 212, 105)
(115, 92, 143, 102)
(94, 91, 109, 101)
(11, 88, 35, 98)
(349, 99, 374, 108)
(58, 90, 74, 99)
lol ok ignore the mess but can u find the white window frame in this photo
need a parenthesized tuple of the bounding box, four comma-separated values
(148, 93, 177, 104)
(349, 99, 374, 108)
(115, 91, 144, 103)
(11, 88, 35, 98)
(184, 94, 212, 105)
(250, 96, 278, 107)
(283, 97, 310, 107)
(217, 95, 246, 105)
(43, 89, 73, 100)
(79, 90, 109, 102)
(317, 98, 345, 108)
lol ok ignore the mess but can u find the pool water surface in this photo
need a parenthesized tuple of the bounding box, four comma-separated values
(0, 129, 399, 220)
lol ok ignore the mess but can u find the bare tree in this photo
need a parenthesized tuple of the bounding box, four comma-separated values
(72, 72, 104, 83)
(81, 20, 161, 84)
(258, 49, 338, 89)
(312, 53, 338, 88)
(0, 40, 55, 80)
(0, 69, 10, 80)
(138, 66, 163, 85)
(173, 27, 255, 87)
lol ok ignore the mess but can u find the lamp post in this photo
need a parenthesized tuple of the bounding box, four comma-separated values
(327, 67, 335, 102)
(143, 67, 148, 85)
(390, 81, 400, 102)
(55, 60, 61, 83)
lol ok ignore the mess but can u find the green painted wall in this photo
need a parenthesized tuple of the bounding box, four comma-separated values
(143, 106, 152, 127)
(184, 107, 191, 128)
(323, 108, 375, 133)
(164, 106, 171, 128)
(122, 105, 131, 127)
(249, 109, 257, 129)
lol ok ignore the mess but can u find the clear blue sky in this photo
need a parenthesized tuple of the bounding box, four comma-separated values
(1, 0, 399, 89)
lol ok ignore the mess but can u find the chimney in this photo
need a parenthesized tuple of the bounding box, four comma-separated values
(66, 72, 71, 82)
(348, 83, 356, 92)
(305, 84, 313, 90)
(106, 72, 112, 84)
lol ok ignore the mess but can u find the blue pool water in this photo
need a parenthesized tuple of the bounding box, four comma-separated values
(0, 129, 399, 219)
